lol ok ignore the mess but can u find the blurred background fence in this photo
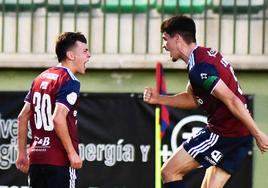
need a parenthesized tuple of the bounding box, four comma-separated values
(0, 0, 268, 68)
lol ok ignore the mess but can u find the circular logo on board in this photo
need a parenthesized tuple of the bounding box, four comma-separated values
(171, 115, 207, 152)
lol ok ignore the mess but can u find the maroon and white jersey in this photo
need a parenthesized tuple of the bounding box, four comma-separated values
(25, 64, 80, 166)
(187, 46, 250, 137)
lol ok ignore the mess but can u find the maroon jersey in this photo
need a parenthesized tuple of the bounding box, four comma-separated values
(187, 46, 250, 137)
(25, 64, 80, 166)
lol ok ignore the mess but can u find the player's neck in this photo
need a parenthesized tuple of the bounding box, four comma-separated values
(60, 61, 76, 74)
(181, 43, 197, 64)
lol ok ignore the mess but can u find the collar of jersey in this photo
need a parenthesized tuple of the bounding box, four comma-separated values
(56, 63, 79, 81)
(187, 45, 199, 71)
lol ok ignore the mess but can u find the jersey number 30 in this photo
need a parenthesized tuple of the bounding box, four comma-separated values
(33, 92, 54, 131)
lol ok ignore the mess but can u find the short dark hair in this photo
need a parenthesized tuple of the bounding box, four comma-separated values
(55, 32, 87, 62)
(161, 15, 196, 44)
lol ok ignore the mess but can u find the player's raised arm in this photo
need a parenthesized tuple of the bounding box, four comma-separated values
(143, 87, 160, 104)
(143, 83, 198, 110)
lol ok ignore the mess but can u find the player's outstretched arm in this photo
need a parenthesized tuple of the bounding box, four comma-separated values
(212, 79, 268, 153)
(143, 83, 198, 110)
(16, 103, 31, 173)
(143, 87, 160, 104)
(53, 103, 83, 169)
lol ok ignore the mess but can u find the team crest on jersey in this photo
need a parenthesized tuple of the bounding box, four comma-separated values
(67, 92, 77, 105)
(207, 49, 217, 57)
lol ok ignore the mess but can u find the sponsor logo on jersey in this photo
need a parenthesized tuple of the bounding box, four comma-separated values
(41, 72, 59, 80)
(31, 136, 51, 152)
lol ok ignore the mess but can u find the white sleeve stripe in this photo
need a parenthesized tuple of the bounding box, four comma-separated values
(55, 102, 70, 111)
(210, 78, 221, 94)
(24, 100, 31, 104)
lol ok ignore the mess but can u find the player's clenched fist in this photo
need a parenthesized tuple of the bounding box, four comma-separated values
(143, 87, 159, 104)
(16, 155, 29, 173)
(68, 152, 83, 169)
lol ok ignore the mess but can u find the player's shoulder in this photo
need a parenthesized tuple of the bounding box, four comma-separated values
(41, 65, 79, 82)
(194, 46, 223, 62)
(189, 48, 219, 75)
(56, 65, 80, 83)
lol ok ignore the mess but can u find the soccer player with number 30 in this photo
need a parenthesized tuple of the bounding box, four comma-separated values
(16, 32, 90, 188)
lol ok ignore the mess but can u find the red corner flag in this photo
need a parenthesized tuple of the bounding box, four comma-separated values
(156, 62, 170, 139)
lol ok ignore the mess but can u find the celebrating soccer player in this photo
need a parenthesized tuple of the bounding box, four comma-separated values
(16, 32, 90, 188)
(143, 15, 268, 188)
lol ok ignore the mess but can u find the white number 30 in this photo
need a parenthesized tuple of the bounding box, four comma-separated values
(33, 92, 54, 131)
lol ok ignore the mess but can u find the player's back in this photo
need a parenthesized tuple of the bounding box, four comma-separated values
(188, 47, 250, 137)
(26, 65, 80, 166)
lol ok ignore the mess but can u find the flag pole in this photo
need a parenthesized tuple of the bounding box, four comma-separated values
(155, 107, 162, 188)
(155, 62, 162, 188)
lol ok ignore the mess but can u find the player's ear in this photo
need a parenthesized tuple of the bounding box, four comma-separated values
(176, 33, 182, 41)
(66, 50, 75, 60)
